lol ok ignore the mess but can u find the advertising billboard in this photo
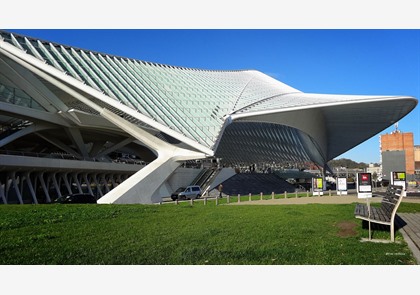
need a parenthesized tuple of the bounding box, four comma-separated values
(391, 171, 406, 190)
(336, 177, 347, 195)
(357, 172, 372, 198)
(312, 177, 323, 196)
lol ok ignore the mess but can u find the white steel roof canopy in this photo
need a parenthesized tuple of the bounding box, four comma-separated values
(0, 30, 417, 203)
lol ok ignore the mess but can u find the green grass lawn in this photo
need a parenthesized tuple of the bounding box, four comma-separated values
(1, 200, 420, 265)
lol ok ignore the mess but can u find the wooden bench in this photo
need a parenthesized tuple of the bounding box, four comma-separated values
(354, 185, 405, 242)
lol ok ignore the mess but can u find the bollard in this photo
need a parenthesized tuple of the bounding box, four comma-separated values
(238, 194, 241, 203)
(284, 191, 287, 198)
(260, 192, 263, 200)
(204, 197, 207, 205)
(306, 190, 309, 198)
(295, 190, 298, 198)
(227, 195, 230, 204)
(272, 192, 274, 200)
(329, 189, 331, 197)
(249, 193, 252, 202)
(190, 198, 193, 206)
(176, 199, 179, 205)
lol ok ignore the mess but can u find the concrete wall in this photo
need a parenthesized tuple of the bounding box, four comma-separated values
(382, 150, 406, 181)
(157, 167, 236, 199)
(162, 167, 204, 197)
(381, 132, 414, 174)
(207, 167, 236, 191)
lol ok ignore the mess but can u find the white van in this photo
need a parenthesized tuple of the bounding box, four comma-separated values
(171, 185, 202, 200)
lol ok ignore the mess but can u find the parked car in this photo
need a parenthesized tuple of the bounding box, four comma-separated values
(54, 193, 97, 204)
(171, 187, 186, 200)
(171, 185, 202, 200)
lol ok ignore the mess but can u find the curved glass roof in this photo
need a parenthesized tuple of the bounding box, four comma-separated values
(214, 121, 313, 165)
(0, 30, 417, 167)
(234, 92, 401, 114)
(0, 30, 299, 150)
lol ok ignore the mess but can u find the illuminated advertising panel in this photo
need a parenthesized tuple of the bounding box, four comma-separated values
(391, 171, 406, 190)
(337, 177, 347, 195)
(312, 177, 323, 196)
(357, 172, 372, 198)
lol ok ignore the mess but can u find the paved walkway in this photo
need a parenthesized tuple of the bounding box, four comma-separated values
(229, 193, 420, 205)
(231, 194, 383, 205)
(229, 194, 420, 264)
(397, 213, 420, 264)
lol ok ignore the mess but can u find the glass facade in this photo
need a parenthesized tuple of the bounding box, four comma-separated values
(0, 30, 299, 150)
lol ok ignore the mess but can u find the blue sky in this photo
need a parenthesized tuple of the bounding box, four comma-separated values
(5, 29, 420, 164)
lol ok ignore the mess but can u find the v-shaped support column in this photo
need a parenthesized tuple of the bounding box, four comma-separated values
(97, 109, 209, 204)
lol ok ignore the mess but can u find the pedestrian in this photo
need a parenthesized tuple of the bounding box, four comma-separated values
(218, 183, 223, 198)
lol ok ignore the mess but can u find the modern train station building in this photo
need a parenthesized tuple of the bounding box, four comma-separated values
(0, 30, 417, 204)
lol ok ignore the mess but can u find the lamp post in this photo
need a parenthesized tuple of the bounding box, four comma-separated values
(346, 167, 348, 184)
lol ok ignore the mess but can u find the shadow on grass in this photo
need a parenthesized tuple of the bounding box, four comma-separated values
(360, 215, 408, 240)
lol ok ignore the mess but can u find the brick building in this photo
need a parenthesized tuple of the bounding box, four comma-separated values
(380, 130, 414, 180)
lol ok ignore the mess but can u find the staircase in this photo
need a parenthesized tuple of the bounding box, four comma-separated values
(191, 168, 220, 195)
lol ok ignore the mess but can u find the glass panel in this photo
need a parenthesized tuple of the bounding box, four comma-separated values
(9, 33, 24, 51)
(36, 41, 64, 71)
(24, 37, 44, 61)
(78, 50, 116, 99)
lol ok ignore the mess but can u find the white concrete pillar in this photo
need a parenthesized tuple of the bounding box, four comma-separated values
(72, 172, 83, 194)
(92, 174, 103, 197)
(61, 173, 72, 195)
(11, 172, 23, 204)
(83, 173, 94, 196)
(37, 172, 51, 203)
(0, 181, 7, 204)
(24, 172, 38, 204)
(51, 173, 62, 199)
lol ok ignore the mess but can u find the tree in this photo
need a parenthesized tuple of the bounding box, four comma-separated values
(328, 158, 369, 169)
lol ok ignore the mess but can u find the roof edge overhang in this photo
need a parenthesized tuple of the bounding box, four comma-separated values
(228, 94, 417, 163)
(230, 95, 418, 120)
